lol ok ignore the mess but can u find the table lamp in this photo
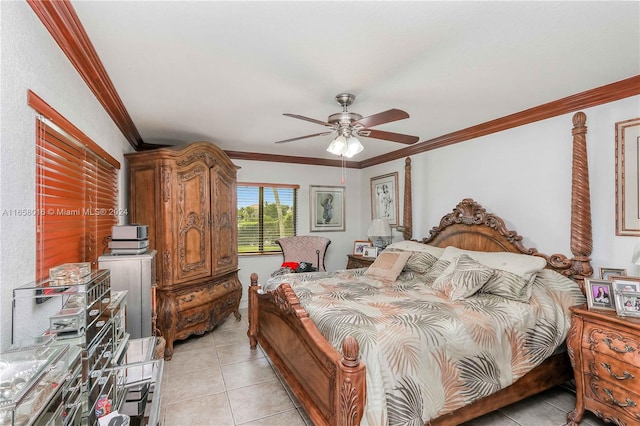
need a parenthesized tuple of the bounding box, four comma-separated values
(368, 219, 392, 250)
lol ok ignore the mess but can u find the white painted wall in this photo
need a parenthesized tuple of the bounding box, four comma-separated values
(0, 2, 133, 351)
(363, 96, 640, 283)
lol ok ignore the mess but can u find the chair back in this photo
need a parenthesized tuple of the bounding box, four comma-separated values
(276, 236, 331, 272)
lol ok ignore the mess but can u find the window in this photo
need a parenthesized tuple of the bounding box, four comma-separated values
(29, 91, 120, 281)
(237, 183, 298, 254)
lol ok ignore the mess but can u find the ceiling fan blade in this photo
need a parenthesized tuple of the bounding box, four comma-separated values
(353, 109, 410, 129)
(358, 129, 419, 145)
(274, 131, 334, 144)
(283, 113, 332, 127)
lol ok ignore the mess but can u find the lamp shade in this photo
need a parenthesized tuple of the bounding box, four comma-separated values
(326, 135, 347, 155)
(344, 136, 364, 158)
(368, 218, 392, 237)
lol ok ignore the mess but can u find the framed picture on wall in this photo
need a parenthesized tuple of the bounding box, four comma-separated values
(370, 172, 399, 226)
(310, 185, 345, 232)
(615, 117, 640, 236)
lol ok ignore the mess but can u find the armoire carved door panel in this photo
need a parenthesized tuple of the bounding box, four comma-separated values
(172, 161, 212, 284)
(211, 167, 237, 274)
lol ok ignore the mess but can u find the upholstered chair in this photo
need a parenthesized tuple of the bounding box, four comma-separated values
(276, 236, 332, 272)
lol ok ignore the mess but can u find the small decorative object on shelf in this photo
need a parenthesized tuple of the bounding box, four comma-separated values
(49, 262, 91, 286)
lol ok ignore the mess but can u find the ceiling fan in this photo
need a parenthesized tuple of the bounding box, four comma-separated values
(275, 93, 419, 157)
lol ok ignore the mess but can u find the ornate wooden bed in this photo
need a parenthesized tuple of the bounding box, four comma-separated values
(247, 112, 593, 426)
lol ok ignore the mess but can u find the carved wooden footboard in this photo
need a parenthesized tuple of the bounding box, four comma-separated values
(248, 275, 366, 426)
(247, 112, 592, 425)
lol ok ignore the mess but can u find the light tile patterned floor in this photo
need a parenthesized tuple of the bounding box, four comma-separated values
(159, 308, 608, 425)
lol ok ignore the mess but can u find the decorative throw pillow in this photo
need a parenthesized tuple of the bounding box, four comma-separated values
(433, 254, 494, 300)
(439, 246, 546, 285)
(364, 251, 412, 281)
(480, 269, 533, 302)
(405, 251, 440, 274)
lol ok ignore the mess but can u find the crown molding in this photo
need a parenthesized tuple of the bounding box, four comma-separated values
(360, 75, 640, 168)
(28, 1, 639, 168)
(27, 0, 145, 151)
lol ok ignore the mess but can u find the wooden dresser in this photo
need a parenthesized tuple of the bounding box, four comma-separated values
(126, 141, 242, 360)
(346, 254, 375, 269)
(567, 305, 640, 425)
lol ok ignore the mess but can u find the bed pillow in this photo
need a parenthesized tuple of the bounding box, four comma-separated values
(364, 250, 412, 281)
(385, 240, 445, 258)
(440, 246, 546, 283)
(433, 254, 494, 300)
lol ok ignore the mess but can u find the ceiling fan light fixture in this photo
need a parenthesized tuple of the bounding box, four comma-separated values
(326, 135, 347, 155)
(344, 136, 364, 158)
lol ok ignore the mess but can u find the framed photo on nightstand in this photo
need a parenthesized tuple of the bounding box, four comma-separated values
(585, 278, 615, 311)
(615, 291, 640, 317)
(363, 246, 379, 258)
(612, 276, 640, 292)
(600, 267, 627, 280)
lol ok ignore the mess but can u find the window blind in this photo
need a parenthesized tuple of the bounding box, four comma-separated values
(34, 114, 119, 282)
(237, 183, 298, 254)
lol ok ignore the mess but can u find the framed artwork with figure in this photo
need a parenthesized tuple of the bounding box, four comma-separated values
(370, 172, 399, 226)
(310, 185, 345, 232)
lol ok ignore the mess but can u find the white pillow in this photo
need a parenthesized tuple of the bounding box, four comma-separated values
(439, 246, 546, 284)
(385, 240, 445, 258)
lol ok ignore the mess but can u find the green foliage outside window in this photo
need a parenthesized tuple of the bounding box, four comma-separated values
(237, 185, 297, 253)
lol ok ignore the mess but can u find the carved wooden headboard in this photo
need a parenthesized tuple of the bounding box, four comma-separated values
(401, 112, 593, 289)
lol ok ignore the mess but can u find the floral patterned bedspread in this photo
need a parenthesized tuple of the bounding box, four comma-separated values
(264, 267, 586, 425)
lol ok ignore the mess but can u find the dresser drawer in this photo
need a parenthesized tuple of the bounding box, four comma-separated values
(583, 375, 640, 421)
(176, 305, 211, 331)
(583, 323, 640, 365)
(585, 351, 640, 395)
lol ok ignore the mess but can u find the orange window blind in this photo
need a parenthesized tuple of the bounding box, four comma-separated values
(31, 91, 119, 281)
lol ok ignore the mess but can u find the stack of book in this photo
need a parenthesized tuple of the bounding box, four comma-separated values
(109, 225, 149, 255)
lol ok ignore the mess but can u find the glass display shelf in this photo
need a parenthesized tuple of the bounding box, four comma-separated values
(12, 270, 111, 349)
(88, 337, 163, 426)
(0, 343, 82, 426)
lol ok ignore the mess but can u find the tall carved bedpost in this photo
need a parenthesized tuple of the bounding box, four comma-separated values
(248, 273, 260, 349)
(570, 112, 593, 288)
(402, 157, 413, 241)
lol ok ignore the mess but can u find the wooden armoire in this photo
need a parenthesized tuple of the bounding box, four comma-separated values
(125, 141, 242, 360)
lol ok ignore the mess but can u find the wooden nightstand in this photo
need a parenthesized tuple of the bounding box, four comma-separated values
(346, 254, 375, 269)
(567, 305, 640, 425)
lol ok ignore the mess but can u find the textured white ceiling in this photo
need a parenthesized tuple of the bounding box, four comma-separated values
(72, 1, 640, 161)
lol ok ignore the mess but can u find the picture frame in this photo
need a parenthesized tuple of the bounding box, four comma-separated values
(615, 291, 640, 317)
(363, 246, 379, 258)
(353, 240, 372, 256)
(615, 117, 640, 236)
(310, 185, 345, 232)
(585, 278, 615, 311)
(612, 276, 640, 293)
(600, 267, 627, 280)
(370, 172, 399, 226)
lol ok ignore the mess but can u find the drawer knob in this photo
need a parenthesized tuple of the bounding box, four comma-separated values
(604, 388, 637, 408)
(603, 338, 636, 354)
(601, 363, 634, 380)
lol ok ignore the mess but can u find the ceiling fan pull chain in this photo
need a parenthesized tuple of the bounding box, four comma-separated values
(341, 156, 346, 184)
